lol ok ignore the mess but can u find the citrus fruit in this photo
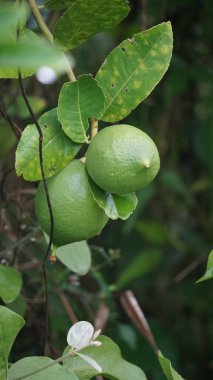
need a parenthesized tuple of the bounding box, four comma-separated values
(86, 124, 160, 195)
(35, 160, 108, 246)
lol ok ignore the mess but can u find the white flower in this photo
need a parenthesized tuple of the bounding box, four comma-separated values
(67, 321, 102, 373)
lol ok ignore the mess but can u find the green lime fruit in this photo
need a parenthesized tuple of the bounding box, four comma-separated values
(35, 160, 108, 246)
(86, 124, 160, 195)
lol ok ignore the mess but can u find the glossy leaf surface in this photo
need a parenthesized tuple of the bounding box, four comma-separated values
(58, 75, 105, 143)
(63, 336, 147, 380)
(8, 357, 78, 380)
(16, 109, 81, 181)
(88, 176, 137, 220)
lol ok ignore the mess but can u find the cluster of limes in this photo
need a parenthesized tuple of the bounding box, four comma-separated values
(35, 124, 160, 247)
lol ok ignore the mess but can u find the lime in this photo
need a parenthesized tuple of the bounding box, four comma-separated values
(35, 160, 108, 246)
(86, 124, 160, 195)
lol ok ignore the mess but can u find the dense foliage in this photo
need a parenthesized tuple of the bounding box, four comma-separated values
(0, 1, 212, 379)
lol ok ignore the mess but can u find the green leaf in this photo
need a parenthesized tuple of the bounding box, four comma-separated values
(0, 29, 38, 78)
(135, 220, 168, 245)
(158, 351, 185, 380)
(58, 75, 105, 143)
(0, 306, 25, 379)
(16, 109, 81, 181)
(8, 95, 46, 119)
(45, 0, 77, 10)
(0, 120, 17, 158)
(96, 22, 173, 122)
(88, 175, 137, 220)
(53, 0, 130, 51)
(8, 357, 79, 380)
(63, 336, 147, 380)
(0, 264, 22, 303)
(0, 33, 67, 77)
(116, 249, 162, 288)
(196, 250, 213, 283)
(56, 241, 91, 275)
(7, 295, 27, 318)
(0, 4, 25, 38)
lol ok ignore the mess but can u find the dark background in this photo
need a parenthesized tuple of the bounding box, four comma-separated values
(0, 0, 212, 379)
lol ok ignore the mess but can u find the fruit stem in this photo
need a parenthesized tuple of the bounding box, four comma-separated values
(90, 118, 99, 139)
(27, 0, 76, 82)
(49, 247, 57, 264)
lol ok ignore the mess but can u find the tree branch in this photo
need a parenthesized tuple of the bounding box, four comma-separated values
(27, 0, 76, 82)
(0, 102, 22, 138)
(18, 70, 54, 355)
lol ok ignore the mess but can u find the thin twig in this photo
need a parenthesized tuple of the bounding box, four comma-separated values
(56, 288, 78, 324)
(27, 0, 76, 82)
(28, 0, 53, 42)
(18, 70, 54, 355)
(18, 73, 54, 263)
(0, 168, 14, 199)
(172, 254, 207, 284)
(0, 103, 21, 138)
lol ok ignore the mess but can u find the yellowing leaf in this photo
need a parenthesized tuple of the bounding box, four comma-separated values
(96, 22, 173, 122)
(53, 0, 129, 50)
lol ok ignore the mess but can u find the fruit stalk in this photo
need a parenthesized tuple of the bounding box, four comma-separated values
(90, 118, 99, 139)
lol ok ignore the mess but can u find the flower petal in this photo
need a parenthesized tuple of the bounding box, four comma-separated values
(67, 321, 94, 350)
(76, 352, 102, 373)
(90, 340, 102, 347)
(92, 329, 101, 340)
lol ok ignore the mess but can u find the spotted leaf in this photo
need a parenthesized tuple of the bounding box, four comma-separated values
(53, 0, 129, 51)
(96, 22, 173, 122)
(45, 0, 77, 10)
(16, 109, 81, 181)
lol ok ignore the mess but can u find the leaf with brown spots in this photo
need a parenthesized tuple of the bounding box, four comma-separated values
(96, 22, 173, 122)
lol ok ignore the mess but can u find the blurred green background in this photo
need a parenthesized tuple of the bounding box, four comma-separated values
(0, 0, 212, 379)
